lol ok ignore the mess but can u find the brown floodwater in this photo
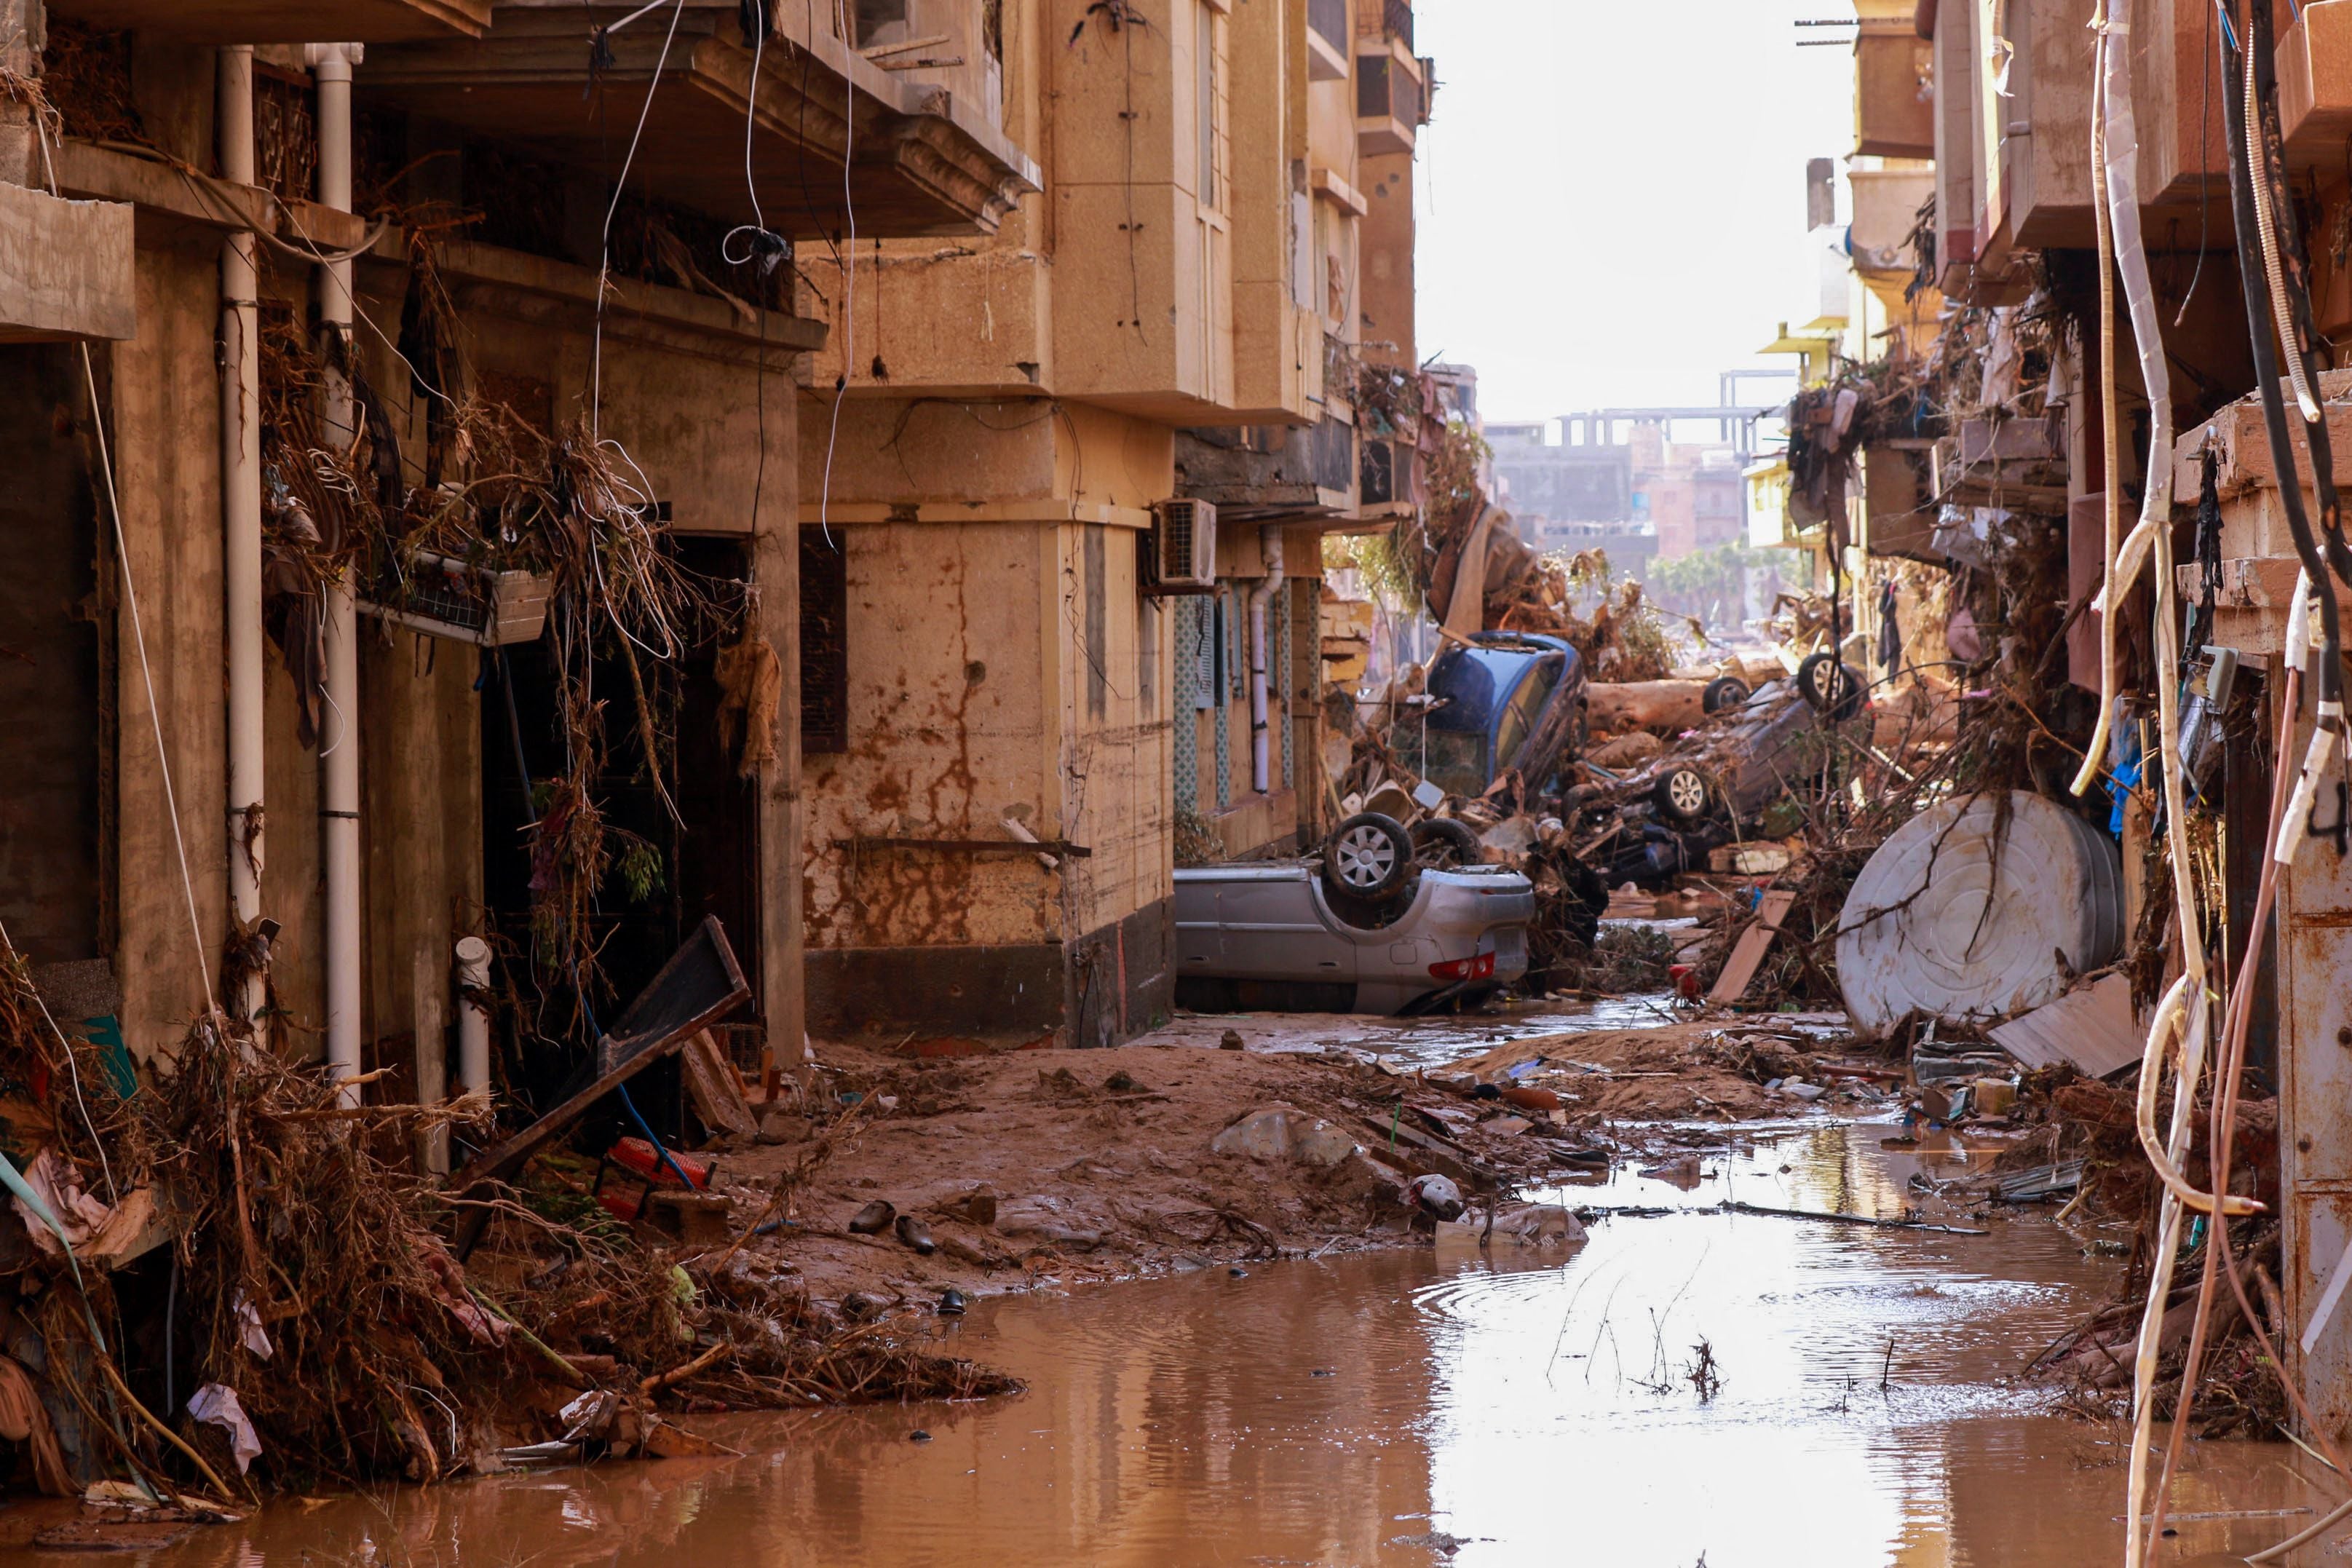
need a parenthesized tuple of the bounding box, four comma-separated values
(66, 1124, 2345, 1566)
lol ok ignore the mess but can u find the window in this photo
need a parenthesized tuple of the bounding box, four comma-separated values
(1492, 666, 1558, 776)
(1196, 3, 1221, 210)
(799, 527, 849, 754)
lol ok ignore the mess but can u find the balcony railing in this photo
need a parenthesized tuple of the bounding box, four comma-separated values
(1385, 0, 1411, 49)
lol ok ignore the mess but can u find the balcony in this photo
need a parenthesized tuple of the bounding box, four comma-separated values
(2280, 3, 2352, 170)
(47, 0, 490, 41)
(1355, 46, 1422, 157)
(1307, 0, 1348, 82)
(1853, 20, 1933, 159)
(1848, 167, 1933, 280)
(363, 1, 1037, 238)
(1175, 420, 1358, 523)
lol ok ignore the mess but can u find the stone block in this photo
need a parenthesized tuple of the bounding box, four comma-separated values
(0, 183, 134, 344)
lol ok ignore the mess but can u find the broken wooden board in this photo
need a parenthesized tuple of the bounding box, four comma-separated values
(1707, 890, 1798, 1006)
(448, 917, 750, 1258)
(681, 1030, 758, 1139)
(1987, 973, 2143, 1078)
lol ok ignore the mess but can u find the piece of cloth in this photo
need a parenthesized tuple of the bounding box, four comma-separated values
(714, 633, 783, 779)
(10, 1150, 110, 1259)
(187, 1384, 263, 1476)
(0, 1355, 74, 1496)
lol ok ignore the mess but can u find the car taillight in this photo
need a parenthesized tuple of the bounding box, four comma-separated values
(1428, 951, 1496, 982)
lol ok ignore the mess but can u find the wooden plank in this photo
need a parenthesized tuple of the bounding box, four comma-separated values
(681, 1031, 759, 1139)
(1987, 973, 2143, 1078)
(1707, 890, 1798, 1006)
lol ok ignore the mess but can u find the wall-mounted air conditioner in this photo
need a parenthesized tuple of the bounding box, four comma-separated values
(1147, 498, 1218, 595)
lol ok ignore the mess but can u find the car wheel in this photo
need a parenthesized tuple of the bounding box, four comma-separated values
(1797, 652, 1864, 721)
(1323, 812, 1414, 900)
(1701, 676, 1751, 715)
(1652, 764, 1711, 825)
(1411, 817, 1483, 868)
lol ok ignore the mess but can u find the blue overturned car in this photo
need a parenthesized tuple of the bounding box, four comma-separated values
(1419, 631, 1588, 800)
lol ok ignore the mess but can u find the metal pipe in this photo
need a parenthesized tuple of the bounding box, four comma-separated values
(454, 935, 492, 1099)
(218, 46, 265, 1023)
(307, 43, 366, 1104)
(1247, 526, 1286, 796)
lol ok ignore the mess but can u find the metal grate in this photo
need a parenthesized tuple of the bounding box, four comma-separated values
(1276, 579, 1294, 791)
(1173, 600, 1200, 816)
(799, 527, 850, 754)
(1213, 594, 1232, 808)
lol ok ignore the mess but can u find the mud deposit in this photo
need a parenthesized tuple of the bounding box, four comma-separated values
(73, 1125, 2337, 1566)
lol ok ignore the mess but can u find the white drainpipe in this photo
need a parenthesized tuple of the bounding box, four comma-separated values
(218, 47, 265, 1020)
(1247, 526, 1286, 796)
(309, 42, 365, 1104)
(454, 935, 492, 1100)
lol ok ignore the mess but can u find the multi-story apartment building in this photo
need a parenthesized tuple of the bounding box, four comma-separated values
(0, 0, 1029, 1133)
(793, 0, 1426, 1048)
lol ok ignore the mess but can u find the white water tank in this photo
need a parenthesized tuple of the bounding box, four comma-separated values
(1836, 790, 2124, 1040)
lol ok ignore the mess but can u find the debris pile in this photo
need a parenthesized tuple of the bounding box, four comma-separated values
(0, 944, 1010, 1511)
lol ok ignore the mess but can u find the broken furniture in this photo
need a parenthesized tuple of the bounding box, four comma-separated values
(447, 916, 751, 1257)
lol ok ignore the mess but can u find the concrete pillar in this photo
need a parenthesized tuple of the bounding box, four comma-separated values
(0, 0, 41, 188)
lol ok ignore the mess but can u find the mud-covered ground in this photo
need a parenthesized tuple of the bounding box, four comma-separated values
(689, 1009, 1892, 1309)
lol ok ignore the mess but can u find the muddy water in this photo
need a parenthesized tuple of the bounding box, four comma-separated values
(1150, 990, 1691, 1070)
(124, 1125, 2335, 1566)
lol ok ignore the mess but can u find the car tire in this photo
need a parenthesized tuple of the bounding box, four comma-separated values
(1652, 764, 1711, 825)
(1411, 817, 1483, 868)
(1323, 812, 1414, 900)
(1701, 676, 1751, 715)
(1797, 653, 1864, 721)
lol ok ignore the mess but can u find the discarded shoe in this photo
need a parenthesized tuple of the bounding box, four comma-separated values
(895, 1214, 938, 1256)
(908, 1430, 932, 1443)
(847, 1200, 897, 1235)
(938, 1288, 969, 1315)
(1228, 1266, 1248, 1278)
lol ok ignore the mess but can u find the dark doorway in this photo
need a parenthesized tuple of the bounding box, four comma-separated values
(480, 535, 760, 1117)
(0, 346, 108, 967)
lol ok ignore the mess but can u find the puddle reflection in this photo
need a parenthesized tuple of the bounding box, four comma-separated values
(104, 1125, 2337, 1566)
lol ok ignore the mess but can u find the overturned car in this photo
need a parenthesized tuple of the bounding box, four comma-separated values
(1173, 811, 1535, 1015)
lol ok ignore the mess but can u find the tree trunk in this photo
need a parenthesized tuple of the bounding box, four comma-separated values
(1585, 680, 1710, 734)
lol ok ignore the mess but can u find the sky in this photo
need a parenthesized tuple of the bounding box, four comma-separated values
(1411, 0, 1858, 429)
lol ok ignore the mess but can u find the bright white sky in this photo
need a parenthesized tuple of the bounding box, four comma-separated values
(1412, 0, 1857, 429)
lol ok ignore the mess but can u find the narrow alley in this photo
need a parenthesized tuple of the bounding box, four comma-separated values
(1, 0, 2349, 1564)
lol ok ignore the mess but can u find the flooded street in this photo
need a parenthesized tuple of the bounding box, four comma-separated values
(94, 1123, 2337, 1567)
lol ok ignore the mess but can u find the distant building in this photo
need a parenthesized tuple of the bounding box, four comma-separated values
(1489, 416, 1751, 575)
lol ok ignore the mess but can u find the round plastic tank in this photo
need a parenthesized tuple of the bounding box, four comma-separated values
(1835, 790, 2123, 1040)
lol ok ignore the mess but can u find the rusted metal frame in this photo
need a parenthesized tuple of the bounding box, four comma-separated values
(830, 836, 1093, 857)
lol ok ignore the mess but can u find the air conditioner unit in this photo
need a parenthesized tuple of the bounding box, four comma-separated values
(1148, 498, 1218, 595)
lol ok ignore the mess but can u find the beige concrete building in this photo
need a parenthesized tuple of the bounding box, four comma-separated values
(0, 0, 1029, 1139)
(793, 0, 1426, 1048)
